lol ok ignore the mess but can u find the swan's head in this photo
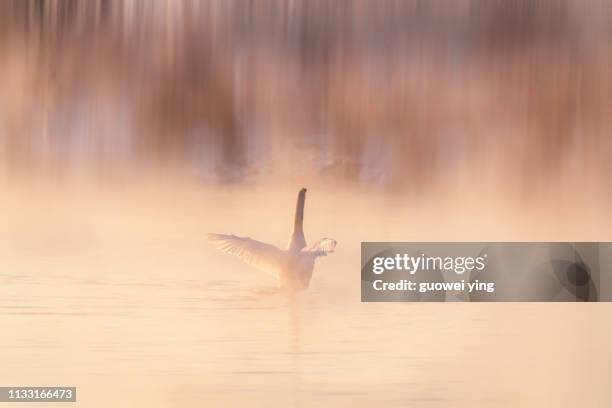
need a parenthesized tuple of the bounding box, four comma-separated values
(300, 187, 307, 194)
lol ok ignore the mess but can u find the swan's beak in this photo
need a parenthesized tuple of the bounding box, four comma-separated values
(300, 188, 307, 194)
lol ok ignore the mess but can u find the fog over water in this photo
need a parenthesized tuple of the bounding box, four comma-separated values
(0, 179, 610, 407)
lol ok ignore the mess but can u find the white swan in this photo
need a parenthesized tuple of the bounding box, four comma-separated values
(208, 188, 337, 290)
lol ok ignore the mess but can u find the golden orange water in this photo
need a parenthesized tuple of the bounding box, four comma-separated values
(0, 177, 610, 407)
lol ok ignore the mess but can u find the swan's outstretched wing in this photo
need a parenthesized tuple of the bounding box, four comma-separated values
(208, 233, 285, 276)
(305, 238, 337, 257)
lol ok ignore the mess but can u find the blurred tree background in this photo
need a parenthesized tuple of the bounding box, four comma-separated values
(0, 0, 611, 190)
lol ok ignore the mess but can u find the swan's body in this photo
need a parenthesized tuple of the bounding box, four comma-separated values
(208, 188, 336, 290)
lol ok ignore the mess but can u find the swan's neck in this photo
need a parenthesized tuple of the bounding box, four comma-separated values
(289, 189, 307, 251)
(293, 190, 306, 235)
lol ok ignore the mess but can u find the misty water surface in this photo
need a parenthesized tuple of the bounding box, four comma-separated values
(0, 180, 610, 407)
